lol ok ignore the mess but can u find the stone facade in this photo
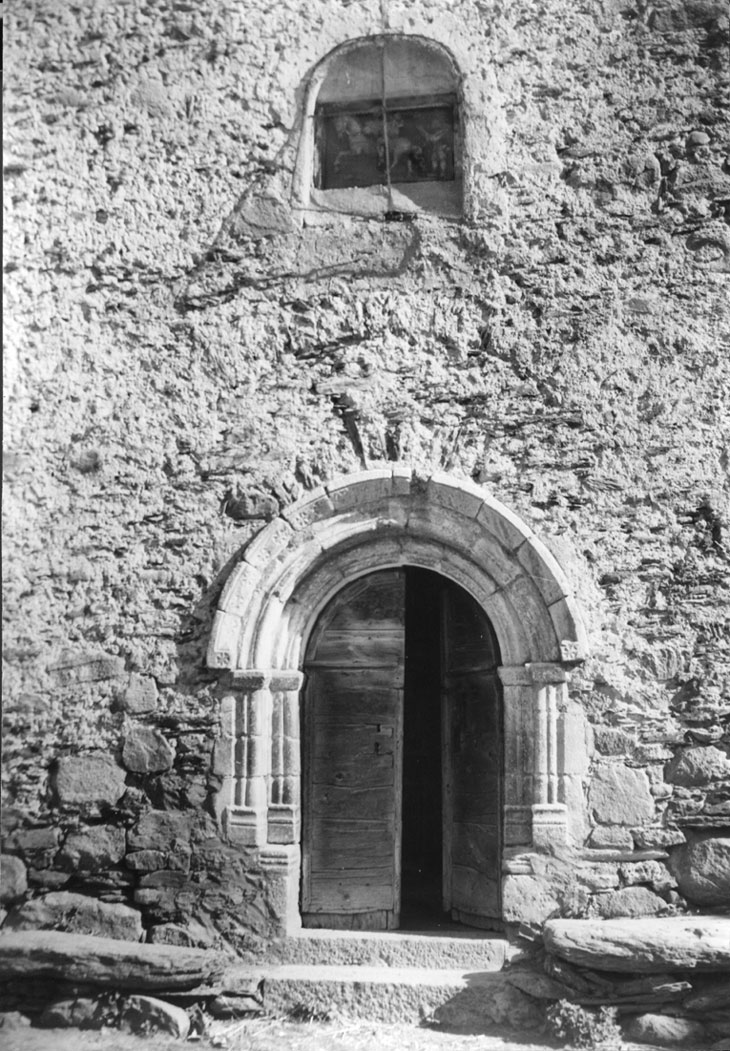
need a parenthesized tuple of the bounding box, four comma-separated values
(3, 0, 729, 947)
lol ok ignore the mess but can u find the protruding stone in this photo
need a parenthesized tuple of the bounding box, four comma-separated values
(588, 763, 655, 825)
(543, 917, 730, 972)
(0, 929, 228, 990)
(119, 674, 158, 714)
(667, 834, 730, 906)
(120, 995, 190, 1038)
(593, 886, 667, 919)
(52, 754, 127, 808)
(624, 1012, 707, 1047)
(665, 746, 730, 787)
(588, 826, 635, 850)
(0, 854, 28, 904)
(4, 890, 143, 941)
(58, 826, 126, 872)
(122, 726, 175, 774)
(632, 828, 686, 850)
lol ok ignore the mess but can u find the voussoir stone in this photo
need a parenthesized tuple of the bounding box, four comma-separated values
(588, 763, 655, 825)
(3, 890, 143, 941)
(667, 834, 730, 906)
(665, 746, 730, 787)
(52, 753, 127, 808)
(543, 917, 730, 972)
(0, 930, 229, 990)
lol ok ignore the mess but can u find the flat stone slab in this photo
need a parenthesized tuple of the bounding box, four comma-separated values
(249, 929, 509, 970)
(258, 963, 527, 1025)
(544, 917, 730, 972)
(0, 930, 231, 990)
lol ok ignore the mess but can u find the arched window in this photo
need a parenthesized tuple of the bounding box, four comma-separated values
(299, 36, 462, 217)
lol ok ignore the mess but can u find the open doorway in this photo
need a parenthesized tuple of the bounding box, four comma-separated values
(301, 567, 502, 931)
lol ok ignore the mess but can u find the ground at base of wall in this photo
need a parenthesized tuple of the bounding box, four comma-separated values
(0, 1015, 676, 1051)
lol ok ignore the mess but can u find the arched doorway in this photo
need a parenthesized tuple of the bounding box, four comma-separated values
(207, 469, 587, 934)
(301, 567, 502, 931)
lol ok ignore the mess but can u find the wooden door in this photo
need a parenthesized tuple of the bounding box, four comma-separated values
(442, 582, 502, 928)
(302, 570, 405, 930)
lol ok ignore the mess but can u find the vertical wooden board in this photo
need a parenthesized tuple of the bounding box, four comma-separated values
(302, 569, 405, 929)
(442, 581, 502, 925)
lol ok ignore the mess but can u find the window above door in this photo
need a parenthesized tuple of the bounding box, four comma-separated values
(296, 36, 463, 219)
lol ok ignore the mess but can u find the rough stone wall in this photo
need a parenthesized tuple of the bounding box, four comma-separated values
(3, 0, 729, 944)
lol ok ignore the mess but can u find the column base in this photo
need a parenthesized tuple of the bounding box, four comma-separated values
(531, 803, 569, 848)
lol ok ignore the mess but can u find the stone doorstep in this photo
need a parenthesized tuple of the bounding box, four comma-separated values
(257, 964, 504, 1024)
(247, 930, 511, 970)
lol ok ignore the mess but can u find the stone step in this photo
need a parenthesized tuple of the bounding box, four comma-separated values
(246, 928, 511, 971)
(257, 963, 523, 1025)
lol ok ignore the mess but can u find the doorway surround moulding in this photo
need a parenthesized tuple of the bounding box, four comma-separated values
(207, 468, 587, 932)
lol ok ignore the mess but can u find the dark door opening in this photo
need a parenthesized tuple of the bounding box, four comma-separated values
(301, 567, 502, 932)
(401, 568, 445, 926)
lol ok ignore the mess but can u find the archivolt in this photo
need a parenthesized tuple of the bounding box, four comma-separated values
(208, 469, 587, 673)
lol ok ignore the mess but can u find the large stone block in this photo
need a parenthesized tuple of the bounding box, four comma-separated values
(0, 854, 28, 904)
(624, 1013, 707, 1047)
(47, 651, 126, 685)
(667, 834, 730, 906)
(120, 994, 190, 1038)
(122, 726, 175, 774)
(502, 873, 560, 924)
(588, 763, 655, 826)
(4, 827, 60, 868)
(119, 674, 158, 714)
(543, 917, 730, 972)
(665, 745, 730, 786)
(4, 891, 143, 941)
(52, 754, 127, 808)
(592, 886, 667, 919)
(58, 826, 126, 872)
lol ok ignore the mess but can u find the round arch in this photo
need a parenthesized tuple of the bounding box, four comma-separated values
(208, 469, 588, 934)
(208, 468, 586, 673)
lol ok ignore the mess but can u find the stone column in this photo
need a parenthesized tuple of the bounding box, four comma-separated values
(499, 663, 570, 850)
(267, 671, 304, 845)
(218, 671, 273, 847)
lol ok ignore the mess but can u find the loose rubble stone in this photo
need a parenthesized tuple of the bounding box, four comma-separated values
(0, 930, 229, 990)
(667, 834, 730, 906)
(665, 745, 730, 786)
(58, 826, 126, 871)
(119, 673, 158, 714)
(119, 994, 190, 1038)
(4, 827, 60, 868)
(122, 726, 175, 773)
(624, 1012, 708, 1047)
(3, 890, 144, 941)
(40, 994, 119, 1030)
(544, 917, 730, 972)
(51, 754, 127, 808)
(0, 855, 28, 904)
(588, 764, 655, 825)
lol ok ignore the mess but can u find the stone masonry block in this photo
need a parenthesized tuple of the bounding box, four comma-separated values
(281, 489, 335, 532)
(326, 469, 394, 511)
(425, 473, 485, 519)
(514, 538, 570, 606)
(218, 562, 262, 617)
(52, 754, 127, 809)
(243, 517, 294, 570)
(477, 497, 534, 552)
(589, 763, 655, 826)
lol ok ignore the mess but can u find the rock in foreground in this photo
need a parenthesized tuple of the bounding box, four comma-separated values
(544, 917, 730, 972)
(0, 929, 229, 990)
